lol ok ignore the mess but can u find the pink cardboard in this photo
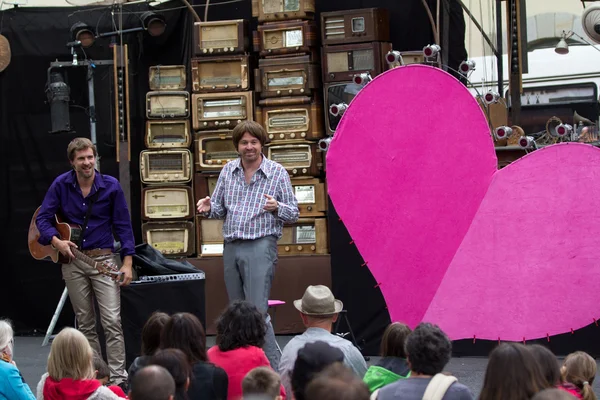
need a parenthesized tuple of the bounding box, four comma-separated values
(326, 65, 600, 340)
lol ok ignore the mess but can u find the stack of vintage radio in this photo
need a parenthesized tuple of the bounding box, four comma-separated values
(190, 19, 254, 257)
(251, 0, 329, 257)
(140, 65, 196, 258)
(320, 8, 391, 137)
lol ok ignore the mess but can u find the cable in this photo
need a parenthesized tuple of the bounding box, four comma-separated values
(204, 0, 210, 22)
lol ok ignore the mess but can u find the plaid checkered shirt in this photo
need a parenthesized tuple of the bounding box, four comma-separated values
(207, 155, 299, 242)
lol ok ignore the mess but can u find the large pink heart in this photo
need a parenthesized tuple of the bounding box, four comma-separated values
(326, 65, 600, 341)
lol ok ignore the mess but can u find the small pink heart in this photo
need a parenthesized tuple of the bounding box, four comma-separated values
(327, 65, 600, 340)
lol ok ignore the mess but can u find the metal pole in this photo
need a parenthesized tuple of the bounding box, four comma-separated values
(496, 0, 504, 95)
(42, 287, 69, 346)
(87, 64, 100, 171)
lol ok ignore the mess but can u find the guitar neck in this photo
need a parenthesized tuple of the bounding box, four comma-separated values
(73, 248, 97, 268)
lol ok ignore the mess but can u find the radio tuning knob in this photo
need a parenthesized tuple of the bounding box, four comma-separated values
(214, 121, 220, 126)
(217, 159, 222, 164)
(285, 246, 290, 252)
(279, 134, 285, 139)
(224, 85, 229, 89)
(268, 49, 272, 53)
(212, 85, 216, 89)
(207, 160, 213, 164)
(301, 133, 306, 137)
(290, 133, 296, 138)
(288, 89, 293, 94)
(307, 206, 313, 211)
(311, 245, 316, 251)
(302, 168, 307, 173)
(209, 48, 214, 53)
(276, 90, 281, 95)
(329, 73, 335, 79)
(300, 89, 305, 93)
(292, 168, 298, 174)
(297, 246, 303, 251)
(269, 134, 274, 139)
(202, 48, 208, 53)
(237, 120, 242, 124)
(203, 122, 208, 126)
(223, 47, 228, 52)
(225, 120, 230, 124)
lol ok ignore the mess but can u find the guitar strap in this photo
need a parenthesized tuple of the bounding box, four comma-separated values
(78, 187, 100, 250)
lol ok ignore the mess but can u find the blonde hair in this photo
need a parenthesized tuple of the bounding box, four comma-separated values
(47, 328, 94, 380)
(561, 351, 597, 400)
(0, 319, 14, 357)
(67, 137, 97, 161)
(242, 366, 281, 399)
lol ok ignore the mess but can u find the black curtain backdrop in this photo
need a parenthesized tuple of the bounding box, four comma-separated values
(0, 0, 468, 345)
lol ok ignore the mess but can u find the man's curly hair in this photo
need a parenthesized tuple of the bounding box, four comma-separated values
(404, 322, 452, 375)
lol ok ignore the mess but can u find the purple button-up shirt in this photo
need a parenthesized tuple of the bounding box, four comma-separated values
(36, 170, 135, 258)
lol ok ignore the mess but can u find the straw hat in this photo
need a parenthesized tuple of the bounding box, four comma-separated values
(0, 34, 11, 73)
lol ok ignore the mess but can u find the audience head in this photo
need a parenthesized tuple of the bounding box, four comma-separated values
(404, 322, 451, 376)
(532, 388, 579, 400)
(291, 341, 344, 400)
(47, 327, 95, 380)
(161, 312, 207, 364)
(216, 300, 266, 352)
(92, 350, 110, 385)
(529, 344, 561, 387)
(0, 319, 14, 362)
(129, 365, 175, 400)
(142, 311, 170, 356)
(561, 351, 597, 400)
(380, 322, 411, 358)
(479, 342, 549, 400)
(242, 366, 282, 400)
(305, 362, 370, 400)
(294, 285, 343, 328)
(151, 348, 191, 400)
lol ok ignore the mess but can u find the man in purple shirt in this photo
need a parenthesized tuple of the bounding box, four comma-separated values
(36, 137, 134, 387)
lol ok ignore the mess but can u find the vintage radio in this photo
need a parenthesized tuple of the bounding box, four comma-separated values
(266, 141, 322, 177)
(142, 221, 195, 257)
(192, 92, 253, 131)
(146, 91, 190, 119)
(278, 218, 328, 255)
(321, 8, 390, 46)
(195, 132, 238, 171)
(323, 81, 362, 135)
(142, 186, 194, 220)
(291, 178, 326, 217)
(195, 216, 224, 256)
(140, 149, 193, 184)
(322, 42, 392, 83)
(145, 120, 191, 149)
(194, 172, 221, 205)
(255, 20, 318, 58)
(148, 65, 187, 91)
(191, 56, 251, 93)
(251, 0, 315, 22)
(193, 20, 249, 56)
(255, 100, 324, 141)
(255, 55, 320, 98)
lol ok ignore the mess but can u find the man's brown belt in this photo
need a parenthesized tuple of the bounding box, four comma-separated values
(82, 248, 113, 257)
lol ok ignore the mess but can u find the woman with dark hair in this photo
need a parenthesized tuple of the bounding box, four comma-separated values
(151, 349, 192, 400)
(161, 312, 228, 400)
(127, 311, 170, 389)
(479, 343, 550, 400)
(363, 322, 412, 392)
(529, 345, 581, 398)
(208, 301, 285, 400)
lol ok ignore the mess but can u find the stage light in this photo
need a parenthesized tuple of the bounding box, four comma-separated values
(47, 70, 72, 134)
(459, 60, 476, 75)
(423, 44, 441, 58)
(519, 136, 535, 149)
(141, 12, 167, 37)
(386, 50, 402, 65)
(70, 22, 95, 48)
(329, 103, 348, 117)
(494, 126, 512, 140)
(352, 73, 372, 85)
(483, 90, 500, 105)
(556, 123, 573, 138)
(318, 137, 332, 152)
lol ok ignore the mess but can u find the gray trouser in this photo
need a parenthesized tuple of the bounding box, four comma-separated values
(223, 235, 280, 370)
(62, 254, 127, 385)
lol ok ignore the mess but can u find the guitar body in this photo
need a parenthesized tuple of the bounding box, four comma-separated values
(28, 207, 82, 264)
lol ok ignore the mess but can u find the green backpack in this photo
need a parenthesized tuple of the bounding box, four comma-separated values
(363, 365, 411, 393)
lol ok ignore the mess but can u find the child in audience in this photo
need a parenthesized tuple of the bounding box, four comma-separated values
(306, 363, 370, 400)
(529, 345, 581, 398)
(151, 348, 192, 400)
(532, 388, 580, 400)
(363, 322, 411, 392)
(93, 352, 127, 398)
(128, 311, 170, 389)
(242, 367, 282, 400)
(560, 351, 597, 400)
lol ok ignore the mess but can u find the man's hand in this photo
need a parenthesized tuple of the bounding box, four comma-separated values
(52, 237, 77, 260)
(119, 256, 133, 286)
(196, 196, 211, 213)
(263, 194, 279, 212)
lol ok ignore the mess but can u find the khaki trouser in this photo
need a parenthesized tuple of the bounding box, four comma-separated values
(61, 253, 127, 385)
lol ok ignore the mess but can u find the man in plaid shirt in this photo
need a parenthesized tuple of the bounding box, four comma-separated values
(197, 121, 299, 369)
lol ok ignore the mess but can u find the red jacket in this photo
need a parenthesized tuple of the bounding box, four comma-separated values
(207, 346, 285, 400)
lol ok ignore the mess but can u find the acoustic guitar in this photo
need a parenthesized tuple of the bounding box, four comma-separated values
(28, 207, 121, 280)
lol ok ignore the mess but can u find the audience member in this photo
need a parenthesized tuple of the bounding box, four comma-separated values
(363, 322, 412, 392)
(279, 285, 367, 395)
(151, 348, 192, 400)
(242, 366, 282, 400)
(0, 319, 35, 399)
(161, 312, 228, 400)
(127, 311, 170, 389)
(290, 341, 344, 400)
(129, 365, 175, 400)
(208, 301, 285, 400)
(93, 351, 126, 398)
(375, 323, 473, 400)
(561, 351, 597, 400)
(36, 327, 121, 399)
(532, 388, 579, 400)
(479, 342, 549, 400)
(529, 344, 581, 398)
(306, 362, 370, 400)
